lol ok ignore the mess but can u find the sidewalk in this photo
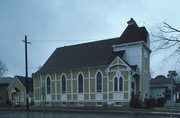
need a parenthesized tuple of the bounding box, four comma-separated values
(0, 106, 180, 117)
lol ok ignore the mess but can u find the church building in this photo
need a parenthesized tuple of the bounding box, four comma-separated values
(33, 18, 151, 107)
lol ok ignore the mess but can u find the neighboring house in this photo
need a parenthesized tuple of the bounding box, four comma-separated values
(0, 77, 13, 106)
(33, 18, 151, 107)
(176, 83, 180, 102)
(7, 76, 33, 106)
(150, 75, 176, 101)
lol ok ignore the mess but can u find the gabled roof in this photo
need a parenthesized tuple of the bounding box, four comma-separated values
(150, 84, 167, 88)
(116, 25, 148, 45)
(37, 39, 122, 73)
(0, 77, 14, 85)
(150, 75, 173, 84)
(36, 18, 148, 74)
(130, 65, 138, 71)
(15, 76, 33, 92)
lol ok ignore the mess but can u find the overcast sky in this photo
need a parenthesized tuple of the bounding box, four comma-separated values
(0, 0, 179, 78)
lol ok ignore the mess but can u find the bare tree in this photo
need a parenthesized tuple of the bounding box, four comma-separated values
(0, 60, 8, 77)
(152, 22, 180, 55)
(152, 22, 180, 78)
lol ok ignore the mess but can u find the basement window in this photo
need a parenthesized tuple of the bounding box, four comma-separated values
(115, 102, 122, 106)
(96, 102, 102, 106)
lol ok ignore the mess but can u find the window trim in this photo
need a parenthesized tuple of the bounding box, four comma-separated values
(114, 77, 118, 92)
(95, 70, 103, 92)
(77, 72, 84, 93)
(45, 74, 52, 95)
(113, 71, 124, 92)
(60, 73, 67, 94)
(119, 76, 124, 91)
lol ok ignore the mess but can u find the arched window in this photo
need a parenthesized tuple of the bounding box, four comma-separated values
(119, 77, 123, 91)
(114, 77, 118, 91)
(62, 75, 66, 93)
(78, 73, 83, 93)
(96, 72, 102, 92)
(46, 76, 51, 94)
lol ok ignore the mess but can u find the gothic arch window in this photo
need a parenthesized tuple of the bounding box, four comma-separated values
(114, 77, 118, 91)
(46, 76, 51, 94)
(96, 72, 102, 92)
(119, 77, 123, 91)
(114, 76, 123, 92)
(78, 73, 83, 93)
(61, 74, 66, 93)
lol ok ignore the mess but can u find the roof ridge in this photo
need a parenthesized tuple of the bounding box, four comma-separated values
(15, 75, 32, 79)
(56, 37, 119, 50)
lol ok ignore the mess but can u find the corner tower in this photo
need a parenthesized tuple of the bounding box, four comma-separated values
(113, 18, 151, 100)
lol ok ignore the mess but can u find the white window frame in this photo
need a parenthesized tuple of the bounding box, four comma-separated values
(45, 74, 52, 95)
(60, 73, 67, 94)
(113, 71, 124, 92)
(77, 72, 84, 93)
(95, 70, 103, 92)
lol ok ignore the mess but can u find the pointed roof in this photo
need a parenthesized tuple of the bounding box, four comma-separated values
(37, 39, 125, 73)
(0, 77, 14, 84)
(150, 75, 172, 84)
(15, 76, 33, 92)
(35, 19, 148, 74)
(116, 19, 148, 44)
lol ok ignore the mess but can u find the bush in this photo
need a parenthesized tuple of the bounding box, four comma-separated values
(5, 99, 12, 107)
(176, 99, 180, 103)
(103, 103, 107, 107)
(156, 98, 166, 107)
(144, 97, 166, 108)
(130, 94, 141, 108)
(144, 98, 156, 109)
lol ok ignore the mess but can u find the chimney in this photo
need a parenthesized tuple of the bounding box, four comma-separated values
(127, 18, 138, 27)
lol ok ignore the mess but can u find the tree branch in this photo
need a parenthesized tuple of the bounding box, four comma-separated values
(163, 22, 180, 32)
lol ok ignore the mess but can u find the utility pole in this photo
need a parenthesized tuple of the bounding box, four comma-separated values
(22, 35, 31, 110)
(168, 71, 177, 118)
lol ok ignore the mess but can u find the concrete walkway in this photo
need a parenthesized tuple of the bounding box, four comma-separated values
(0, 106, 180, 117)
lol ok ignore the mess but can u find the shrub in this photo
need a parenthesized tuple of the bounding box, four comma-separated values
(144, 98, 156, 109)
(103, 103, 107, 107)
(156, 98, 166, 107)
(130, 94, 141, 108)
(5, 99, 12, 107)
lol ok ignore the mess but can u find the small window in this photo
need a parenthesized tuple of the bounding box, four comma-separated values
(114, 77, 118, 91)
(78, 73, 83, 93)
(131, 82, 135, 90)
(46, 76, 51, 94)
(96, 72, 102, 92)
(62, 102, 66, 106)
(119, 77, 123, 91)
(62, 75, 66, 93)
(97, 102, 102, 106)
(115, 102, 122, 106)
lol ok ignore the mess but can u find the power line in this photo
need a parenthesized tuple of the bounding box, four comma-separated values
(0, 41, 20, 49)
(30, 39, 88, 42)
(30, 36, 113, 42)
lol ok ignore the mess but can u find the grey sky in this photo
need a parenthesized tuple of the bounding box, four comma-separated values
(0, 0, 179, 78)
